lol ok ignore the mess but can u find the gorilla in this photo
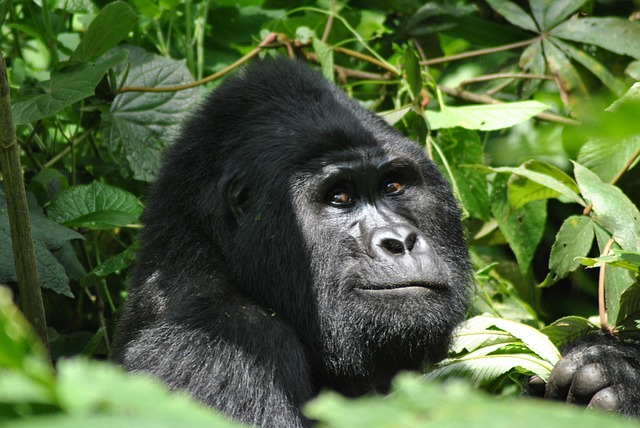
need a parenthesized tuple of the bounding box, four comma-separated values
(112, 58, 640, 426)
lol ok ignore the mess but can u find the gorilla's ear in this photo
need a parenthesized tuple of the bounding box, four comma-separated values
(228, 180, 250, 223)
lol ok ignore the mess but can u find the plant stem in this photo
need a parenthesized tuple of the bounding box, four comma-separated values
(598, 238, 615, 334)
(0, 53, 50, 359)
(421, 37, 541, 66)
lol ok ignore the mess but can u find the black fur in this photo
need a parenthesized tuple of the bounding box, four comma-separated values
(112, 59, 471, 427)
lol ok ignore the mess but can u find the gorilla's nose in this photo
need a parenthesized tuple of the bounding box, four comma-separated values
(371, 225, 427, 258)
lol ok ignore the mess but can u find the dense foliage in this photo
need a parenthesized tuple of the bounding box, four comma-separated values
(1, 0, 640, 426)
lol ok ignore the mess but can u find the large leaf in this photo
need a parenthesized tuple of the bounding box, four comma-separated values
(577, 138, 640, 183)
(100, 46, 197, 182)
(70, 1, 138, 62)
(426, 101, 549, 131)
(47, 181, 142, 230)
(551, 17, 640, 59)
(574, 162, 640, 252)
(542, 38, 588, 100)
(12, 50, 128, 124)
(540, 316, 598, 347)
(549, 215, 594, 280)
(0, 190, 81, 297)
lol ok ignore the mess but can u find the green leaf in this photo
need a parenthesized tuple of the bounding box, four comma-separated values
(540, 316, 598, 347)
(12, 50, 128, 124)
(574, 162, 640, 252)
(426, 101, 549, 131)
(616, 283, 640, 332)
(550, 17, 640, 59)
(47, 181, 142, 230)
(594, 224, 637, 324)
(457, 315, 560, 364)
(542, 38, 588, 101)
(434, 129, 490, 221)
(485, 0, 538, 32)
(100, 46, 197, 182)
(70, 2, 138, 62)
(426, 353, 554, 385)
(549, 215, 594, 279)
(491, 175, 547, 277)
(518, 40, 545, 96)
(479, 162, 584, 208)
(378, 106, 412, 125)
(307, 373, 639, 428)
(312, 36, 334, 82)
(577, 138, 640, 183)
(550, 38, 626, 96)
(529, 0, 589, 30)
(1, 191, 81, 297)
(403, 47, 422, 100)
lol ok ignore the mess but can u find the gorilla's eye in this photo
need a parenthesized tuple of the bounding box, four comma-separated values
(382, 180, 405, 195)
(329, 190, 354, 207)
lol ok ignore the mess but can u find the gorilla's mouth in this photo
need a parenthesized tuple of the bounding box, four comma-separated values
(357, 281, 447, 292)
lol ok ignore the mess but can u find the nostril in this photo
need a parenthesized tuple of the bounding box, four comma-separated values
(405, 233, 417, 252)
(381, 238, 405, 255)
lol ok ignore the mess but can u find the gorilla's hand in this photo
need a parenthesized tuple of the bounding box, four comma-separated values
(529, 334, 640, 417)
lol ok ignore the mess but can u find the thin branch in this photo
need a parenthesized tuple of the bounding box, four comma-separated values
(598, 238, 616, 335)
(333, 46, 400, 76)
(321, 0, 336, 43)
(115, 33, 279, 94)
(421, 37, 541, 66)
(0, 52, 50, 360)
(459, 73, 554, 87)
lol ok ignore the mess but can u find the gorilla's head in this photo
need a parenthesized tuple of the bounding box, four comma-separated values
(138, 58, 471, 393)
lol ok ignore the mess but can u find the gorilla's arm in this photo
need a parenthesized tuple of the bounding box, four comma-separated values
(531, 334, 640, 416)
(119, 295, 314, 428)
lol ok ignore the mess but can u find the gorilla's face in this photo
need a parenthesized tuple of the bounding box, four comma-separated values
(288, 133, 470, 385)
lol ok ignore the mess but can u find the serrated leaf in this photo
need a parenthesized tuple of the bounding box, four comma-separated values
(403, 47, 422, 100)
(574, 162, 640, 252)
(425, 353, 553, 385)
(485, 0, 538, 32)
(458, 315, 560, 364)
(550, 17, 640, 59)
(549, 215, 594, 279)
(12, 50, 128, 124)
(426, 101, 549, 131)
(312, 36, 334, 82)
(70, 1, 137, 62)
(100, 46, 197, 182)
(47, 181, 142, 230)
(540, 316, 598, 347)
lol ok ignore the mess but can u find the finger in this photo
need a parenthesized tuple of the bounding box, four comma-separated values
(528, 375, 546, 397)
(567, 363, 610, 404)
(545, 358, 579, 401)
(587, 386, 620, 412)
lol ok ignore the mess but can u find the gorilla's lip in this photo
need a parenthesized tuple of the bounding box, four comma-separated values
(357, 281, 447, 291)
